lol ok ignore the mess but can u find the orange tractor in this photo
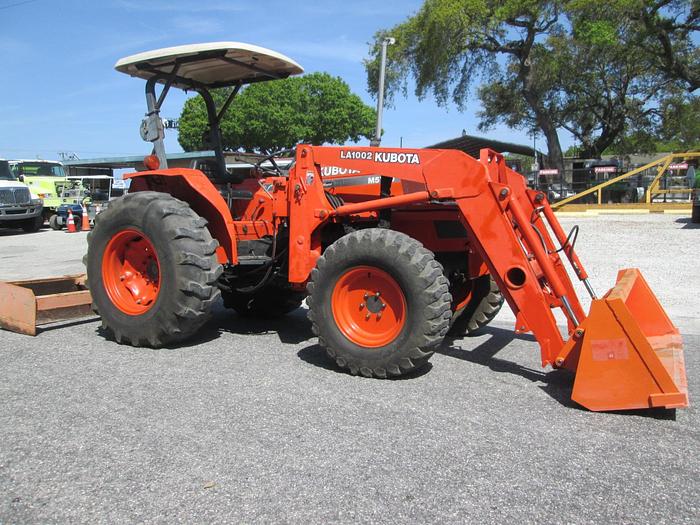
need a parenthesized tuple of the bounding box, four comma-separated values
(85, 42, 688, 412)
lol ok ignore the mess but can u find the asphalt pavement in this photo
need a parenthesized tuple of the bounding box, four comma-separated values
(0, 215, 698, 524)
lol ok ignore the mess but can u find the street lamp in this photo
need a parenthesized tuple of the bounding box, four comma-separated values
(370, 37, 396, 147)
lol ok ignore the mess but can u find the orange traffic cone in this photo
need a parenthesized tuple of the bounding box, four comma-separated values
(81, 203, 91, 231)
(66, 208, 77, 233)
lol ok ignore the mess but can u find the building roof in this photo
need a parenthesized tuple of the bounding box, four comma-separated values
(62, 151, 288, 171)
(429, 133, 539, 158)
(62, 151, 217, 170)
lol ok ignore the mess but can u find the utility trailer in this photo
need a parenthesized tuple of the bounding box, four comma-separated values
(81, 42, 687, 412)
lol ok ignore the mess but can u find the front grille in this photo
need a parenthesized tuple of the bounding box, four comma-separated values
(13, 188, 30, 204)
(0, 188, 31, 205)
(0, 189, 12, 204)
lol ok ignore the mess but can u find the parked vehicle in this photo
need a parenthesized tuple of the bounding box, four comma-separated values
(9, 159, 80, 223)
(50, 175, 113, 230)
(0, 159, 44, 232)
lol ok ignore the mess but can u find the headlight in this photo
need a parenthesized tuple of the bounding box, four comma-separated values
(31, 198, 43, 205)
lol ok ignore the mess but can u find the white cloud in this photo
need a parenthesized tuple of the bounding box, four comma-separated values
(268, 36, 370, 63)
(295, 0, 415, 16)
(170, 16, 225, 36)
(68, 32, 171, 65)
(62, 79, 126, 99)
(113, 0, 246, 13)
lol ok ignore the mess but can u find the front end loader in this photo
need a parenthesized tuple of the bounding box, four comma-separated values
(84, 42, 688, 412)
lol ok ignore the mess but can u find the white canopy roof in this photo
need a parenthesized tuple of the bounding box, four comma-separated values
(114, 42, 304, 89)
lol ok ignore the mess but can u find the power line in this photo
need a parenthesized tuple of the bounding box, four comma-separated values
(0, 0, 40, 11)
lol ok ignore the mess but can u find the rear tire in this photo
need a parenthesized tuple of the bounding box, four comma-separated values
(49, 214, 61, 230)
(222, 286, 304, 318)
(308, 229, 452, 378)
(449, 275, 503, 335)
(84, 191, 222, 348)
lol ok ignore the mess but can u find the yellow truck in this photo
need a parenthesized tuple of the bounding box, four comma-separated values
(9, 159, 84, 224)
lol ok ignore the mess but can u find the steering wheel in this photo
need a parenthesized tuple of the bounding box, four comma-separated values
(253, 148, 296, 176)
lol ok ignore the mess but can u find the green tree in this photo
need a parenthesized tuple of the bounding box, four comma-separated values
(626, 0, 699, 91)
(367, 1, 569, 169)
(178, 72, 376, 153)
(606, 93, 700, 154)
(366, 0, 698, 167)
(657, 94, 700, 150)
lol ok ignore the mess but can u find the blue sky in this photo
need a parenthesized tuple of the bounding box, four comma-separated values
(0, 0, 560, 161)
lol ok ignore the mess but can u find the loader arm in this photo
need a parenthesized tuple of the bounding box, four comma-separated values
(300, 145, 688, 411)
(304, 146, 581, 366)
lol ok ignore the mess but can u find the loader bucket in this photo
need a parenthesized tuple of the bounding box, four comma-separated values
(570, 269, 688, 411)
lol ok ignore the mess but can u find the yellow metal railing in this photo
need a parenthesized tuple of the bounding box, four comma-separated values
(552, 152, 699, 209)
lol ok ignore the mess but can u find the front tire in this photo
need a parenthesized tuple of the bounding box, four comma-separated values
(85, 191, 222, 347)
(21, 215, 44, 233)
(307, 229, 452, 378)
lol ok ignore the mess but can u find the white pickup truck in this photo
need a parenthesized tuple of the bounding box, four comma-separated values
(0, 159, 44, 232)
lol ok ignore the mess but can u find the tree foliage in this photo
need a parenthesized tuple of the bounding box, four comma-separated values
(625, 0, 700, 91)
(178, 72, 376, 153)
(605, 93, 700, 154)
(366, 0, 698, 168)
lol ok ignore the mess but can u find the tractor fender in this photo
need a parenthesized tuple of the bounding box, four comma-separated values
(124, 168, 237, 264)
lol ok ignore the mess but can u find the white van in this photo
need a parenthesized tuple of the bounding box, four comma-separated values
(0, 159, 44, 232)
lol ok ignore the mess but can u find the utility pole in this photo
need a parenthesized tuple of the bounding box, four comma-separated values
(370, 37, 395, 148)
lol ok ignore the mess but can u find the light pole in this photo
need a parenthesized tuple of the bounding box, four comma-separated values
(371, 37, 395, 147)
(532, 130, 538, 189)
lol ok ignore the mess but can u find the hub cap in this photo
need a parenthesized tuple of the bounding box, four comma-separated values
(102, 229, 161, 315)
(331, 266, 406, 348)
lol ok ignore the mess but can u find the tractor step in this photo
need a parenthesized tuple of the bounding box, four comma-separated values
(237, 255, 272, 266)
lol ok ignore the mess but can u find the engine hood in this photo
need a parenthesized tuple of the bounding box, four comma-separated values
(0, 180, 28, 189)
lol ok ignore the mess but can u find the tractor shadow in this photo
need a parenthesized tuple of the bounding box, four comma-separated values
(675, 217, 700, 229)
(198, 305, 314, 346)
(297, 344, 433, 380)
(439, 326, 676, 419)
(95, 304, 314, 349)
(438, 326, 579, 409)
(297, 324, 575, 396)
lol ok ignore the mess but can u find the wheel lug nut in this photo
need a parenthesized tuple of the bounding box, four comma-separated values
(365, 313, 370, 320)
(359, 303, 365, 309)
(120, 275, 125, 281)
(364, 293, 369, 300)
(136, 299, 142, 304)
(377, 312, 382, 319)
(381, 303, 386, 309)
(375, 291, 380, 297)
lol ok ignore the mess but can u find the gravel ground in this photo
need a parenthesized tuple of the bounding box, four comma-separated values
(0, 214, 697, 524)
